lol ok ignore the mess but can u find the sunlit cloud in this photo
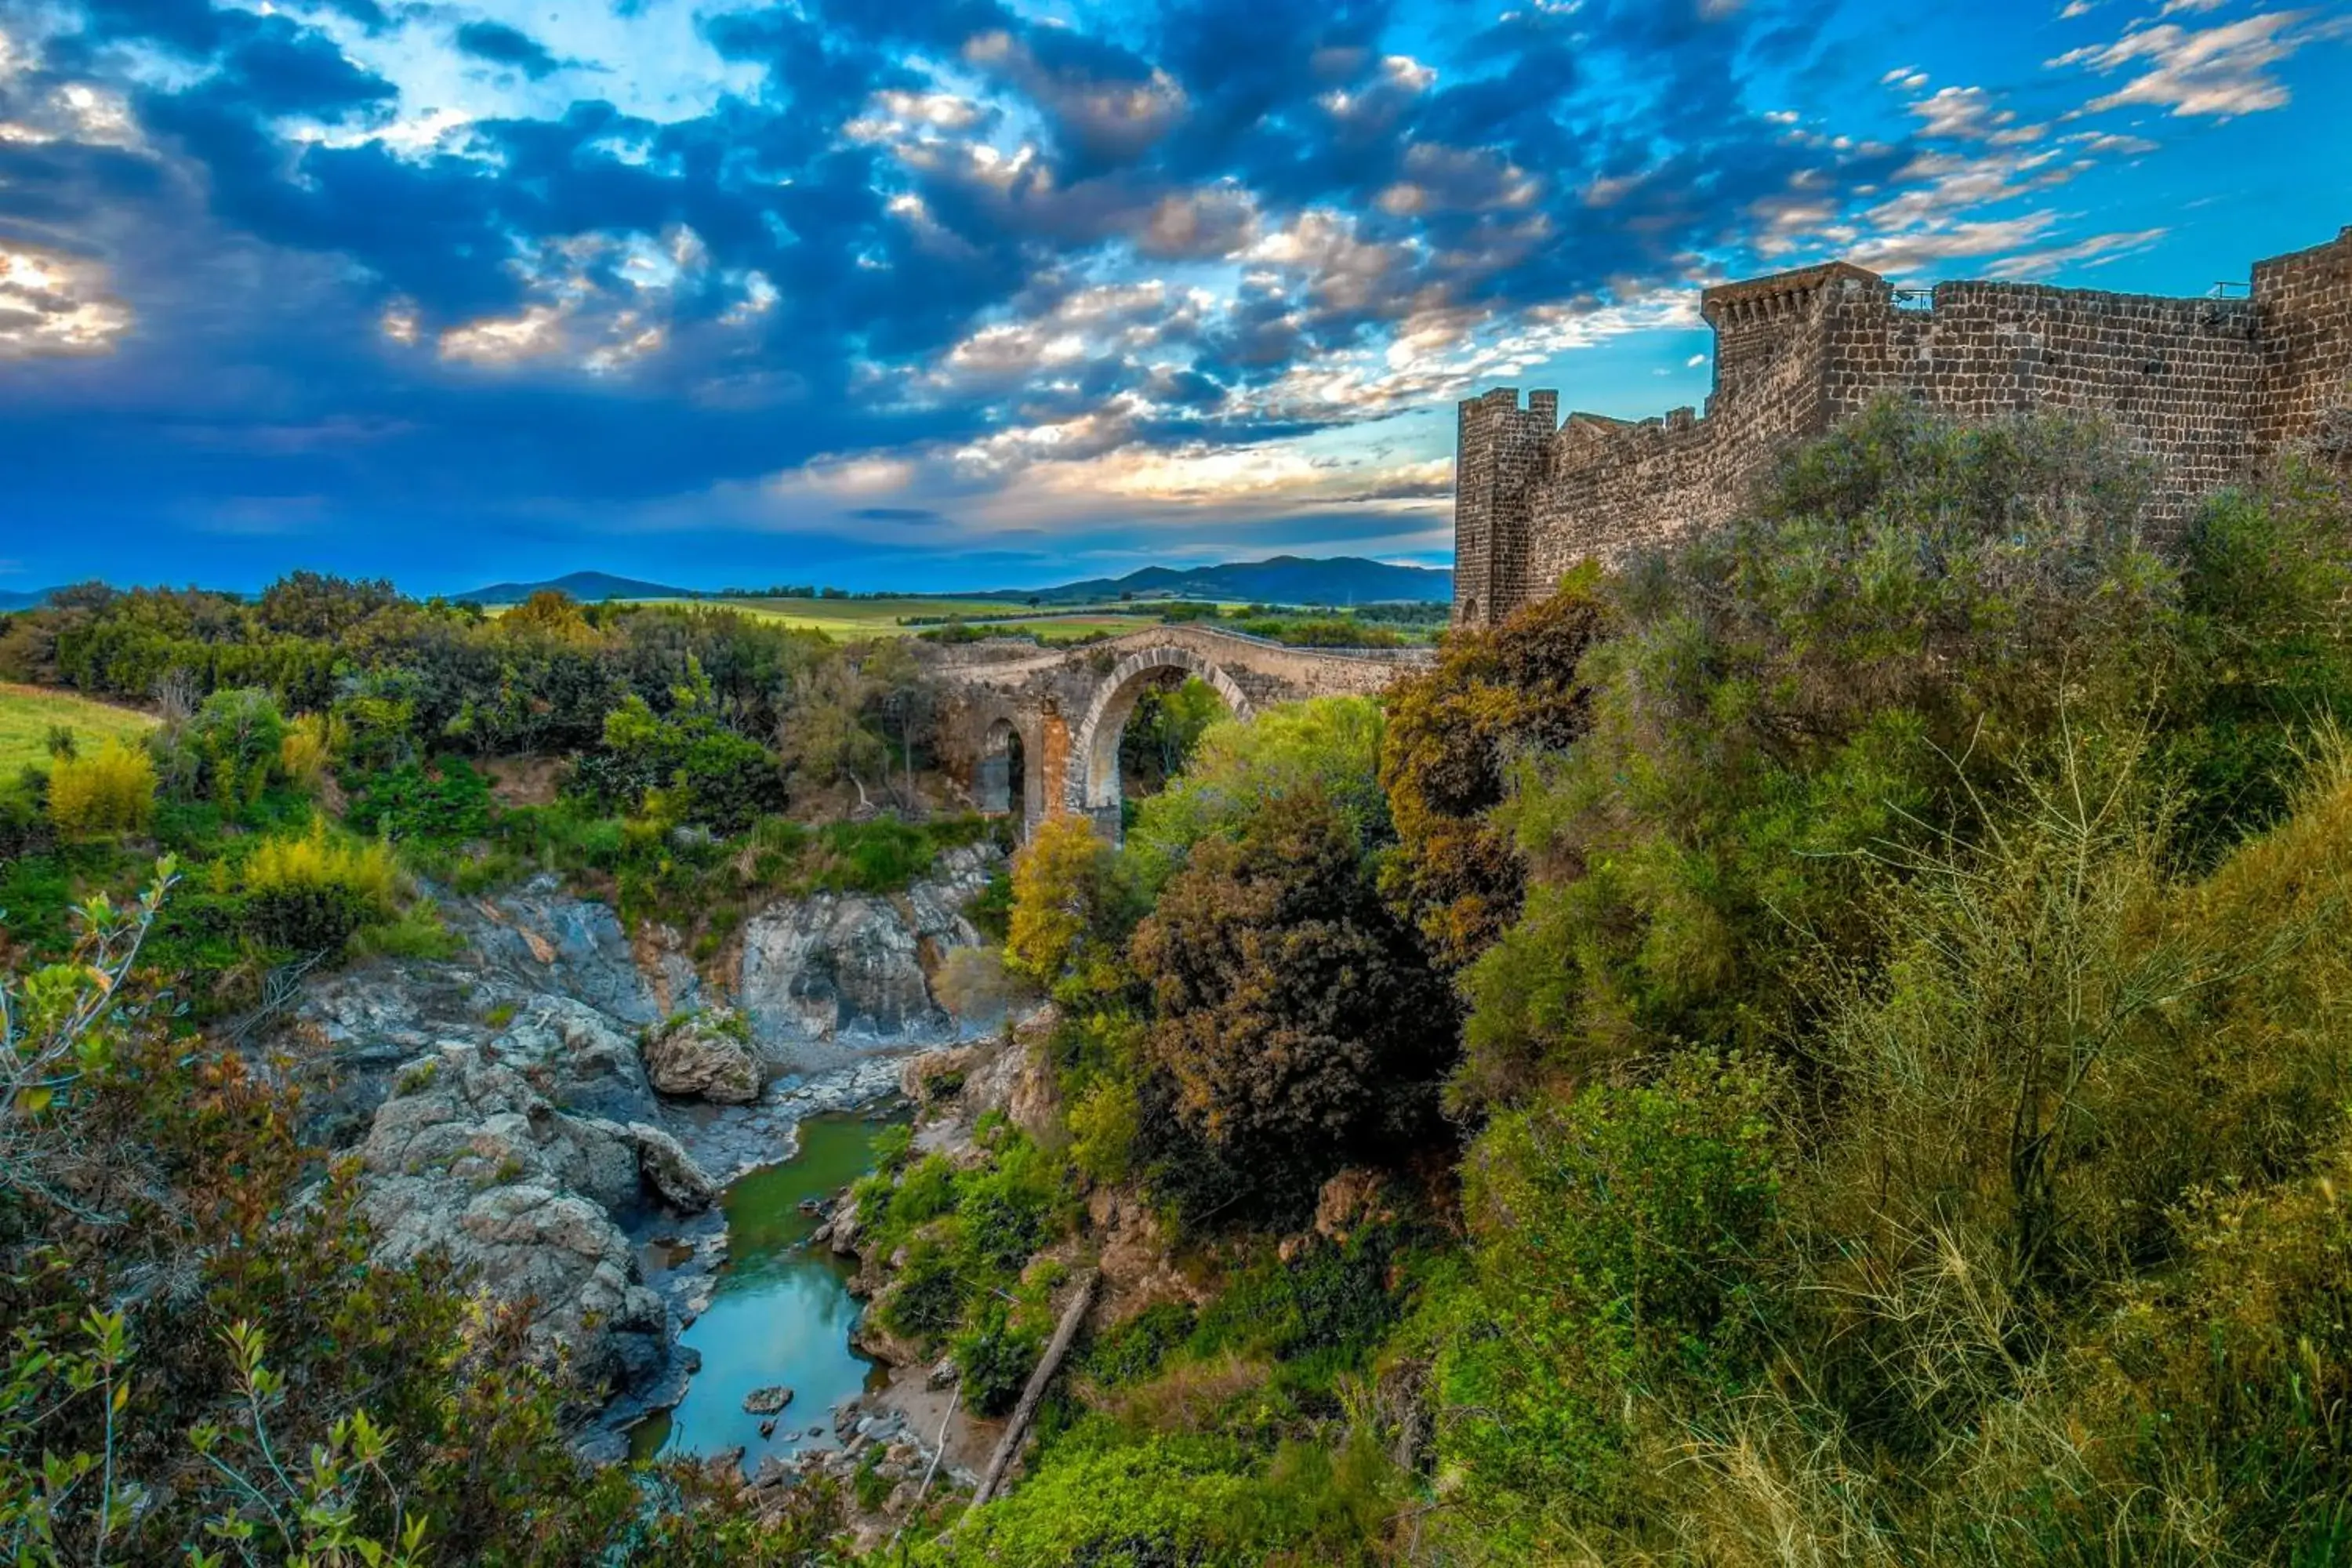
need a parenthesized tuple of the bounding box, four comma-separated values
(437, 306, 567, 365)
(0, 245, 131, 357)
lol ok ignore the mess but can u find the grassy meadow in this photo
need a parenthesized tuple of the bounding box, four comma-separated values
(0, 682, 157, 774)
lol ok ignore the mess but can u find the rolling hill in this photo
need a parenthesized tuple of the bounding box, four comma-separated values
(452, 570, 696, 604)
(993, 556, 1452, 605)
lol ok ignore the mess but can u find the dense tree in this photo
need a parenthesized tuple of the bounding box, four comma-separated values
(777, 655, 891, 810)
(1130, 786, 1448, 1173)
(254, 570, 399, 639)
(1377, 580, 1604, 971)
(1116, 675, 1227, 797)
(1124, 695, 1388, 899)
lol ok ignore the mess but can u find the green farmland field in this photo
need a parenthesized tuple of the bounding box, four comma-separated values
(0, 684, 158, 775)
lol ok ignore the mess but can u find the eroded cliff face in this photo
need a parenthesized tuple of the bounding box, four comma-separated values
(737, 844, 996, 1069)
(280, 848, 1000, 1419)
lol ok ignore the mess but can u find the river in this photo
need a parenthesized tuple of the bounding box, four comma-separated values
(628, 1110, 906, 1469)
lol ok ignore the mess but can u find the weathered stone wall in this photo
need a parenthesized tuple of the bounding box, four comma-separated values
(1840, 278, 2263, 531)
(1458, 223, 2352, 627)
(2254, 226, 2352, 466)
(1523, 279, 1837, 591)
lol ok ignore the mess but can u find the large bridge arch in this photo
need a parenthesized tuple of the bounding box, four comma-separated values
(1065, 646, 1254, 836)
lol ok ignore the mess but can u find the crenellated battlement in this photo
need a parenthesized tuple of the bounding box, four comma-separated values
(1454, 223, 2352, 628)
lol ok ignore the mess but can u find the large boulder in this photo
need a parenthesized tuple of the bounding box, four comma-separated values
(358, 1044, 693, 1396)
(626, 1121, 720, 1211)
(643, 1008, 764, 1103)
(283, 879, 683, 1145)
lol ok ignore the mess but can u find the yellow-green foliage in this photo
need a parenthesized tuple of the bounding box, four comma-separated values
(1066, 1076, 1140, 1185)
(0, 683, 155, 775)
(242, 818, 401, 907)
(278, 711, 335, 792)
(1125, 695, 1390, 899)
(1005, 811, 1131, 1000)
(45, 737, 158, 837)
(236, 817, 404, 951)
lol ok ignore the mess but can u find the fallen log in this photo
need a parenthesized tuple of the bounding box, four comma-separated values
(967, 1270, 1098, 1510)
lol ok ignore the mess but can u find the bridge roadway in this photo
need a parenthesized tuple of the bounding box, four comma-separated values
(925, 623, 1436, 837)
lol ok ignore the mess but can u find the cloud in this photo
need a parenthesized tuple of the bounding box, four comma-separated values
(453, 20, 565, 82)
(2051, 9, 2337, 118)
(0, 0, 2333, 589)
(0, 243, 130, 356)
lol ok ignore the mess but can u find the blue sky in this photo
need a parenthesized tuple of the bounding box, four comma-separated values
(0, 0, 2347, 594)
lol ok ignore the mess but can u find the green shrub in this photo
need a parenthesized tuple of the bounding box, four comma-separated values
(183, 685, 290, 810)
(882, 1238, 969, 1345)
(346, 902, 463, 961)
(919, 1436, 1313, 1567)
(345, 757, 493, 843)
(1454, 402, 2187, 1107)
(1429, 1053, 1786, 1545)
(1084, 1301, 1196, 1388)
(1067, 1075, 1140, 1186)
(953, 1298, 1045, 1417)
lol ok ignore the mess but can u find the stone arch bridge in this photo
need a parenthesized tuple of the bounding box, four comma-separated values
(928, 625, 1436, 838)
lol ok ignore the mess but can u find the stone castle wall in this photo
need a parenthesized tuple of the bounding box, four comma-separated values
(1457, 224, 2352, 628)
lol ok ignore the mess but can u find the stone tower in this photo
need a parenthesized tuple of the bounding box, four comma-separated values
(1451, 387, 1556, 627)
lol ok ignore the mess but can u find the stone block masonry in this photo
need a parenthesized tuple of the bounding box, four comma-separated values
(1454, 224, 2352, 627)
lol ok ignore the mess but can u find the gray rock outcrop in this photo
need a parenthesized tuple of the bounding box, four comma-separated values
(275, 847, 1000, 1428)
(737, 844, 996, 1069)
(628, 1122, 720, 1211)
(643, 1007, 764, 1103)
(356, 1043, 717, 1396)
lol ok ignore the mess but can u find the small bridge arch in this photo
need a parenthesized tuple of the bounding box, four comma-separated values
(1065, 644, 1254, 835)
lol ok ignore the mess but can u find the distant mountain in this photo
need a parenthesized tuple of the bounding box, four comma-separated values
(996, 556, 1453, 606)
(0, 587, 60, 612)
(452, 570, 694, 604)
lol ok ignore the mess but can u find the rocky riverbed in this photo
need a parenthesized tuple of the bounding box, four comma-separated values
(274, 845, 1004, 1461)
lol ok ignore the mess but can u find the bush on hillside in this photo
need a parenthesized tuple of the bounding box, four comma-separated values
(1454, 403, 2187, 1106)
(346, 756, 494, 843)
(45, 738, 157, 837)
(1124, 695, 1390, 900)
(1005, 812, 1134, 1002)
(236, 817, 404, 952)
(1429, 1052, 1788, 1548)
(183, 685, 290, 810)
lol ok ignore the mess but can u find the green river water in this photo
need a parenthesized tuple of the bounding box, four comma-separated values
(629, 1111, 905, 1468)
